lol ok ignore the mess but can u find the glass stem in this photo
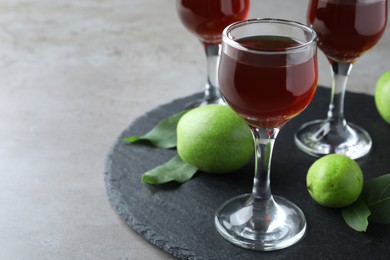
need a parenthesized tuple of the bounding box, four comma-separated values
(327, 61, 353, 125)
(203, 43, 222, 103)
(250, 127, 280, 201)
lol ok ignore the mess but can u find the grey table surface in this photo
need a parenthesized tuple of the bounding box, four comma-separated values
(1, 0, 389, 259)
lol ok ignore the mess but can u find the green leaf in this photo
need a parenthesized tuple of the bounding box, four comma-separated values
(363, 173, 390, 223)
(342, 197, 371, 232)
(141, 155, 198, 184)
(122, 109, 189, 148)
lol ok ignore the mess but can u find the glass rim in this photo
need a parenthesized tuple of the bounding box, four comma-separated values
(222, 18, 318, 54)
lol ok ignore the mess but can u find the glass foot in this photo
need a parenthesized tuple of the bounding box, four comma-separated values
(294, 119, 372, 159)
(185, 83, 225, 108)
(215, 194, 306, 251)
(185, 96, 225, 108)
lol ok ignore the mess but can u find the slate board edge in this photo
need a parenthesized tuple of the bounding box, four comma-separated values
(104, 93, 203, 260)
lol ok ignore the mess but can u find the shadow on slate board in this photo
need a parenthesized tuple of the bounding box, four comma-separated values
(104, 87, 390, 260)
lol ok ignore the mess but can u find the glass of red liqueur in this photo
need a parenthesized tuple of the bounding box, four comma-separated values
(176, 0, 250, 106)
(215, 19, 318, 251)
(295, 0, 388, 159)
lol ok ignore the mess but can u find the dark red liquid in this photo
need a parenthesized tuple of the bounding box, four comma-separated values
(176, 0, 250, 44)
(308, 0, 387, 62)
(219, 36, 318, 128)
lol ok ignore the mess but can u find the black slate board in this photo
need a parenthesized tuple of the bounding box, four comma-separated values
(104, 87, 390, 260)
